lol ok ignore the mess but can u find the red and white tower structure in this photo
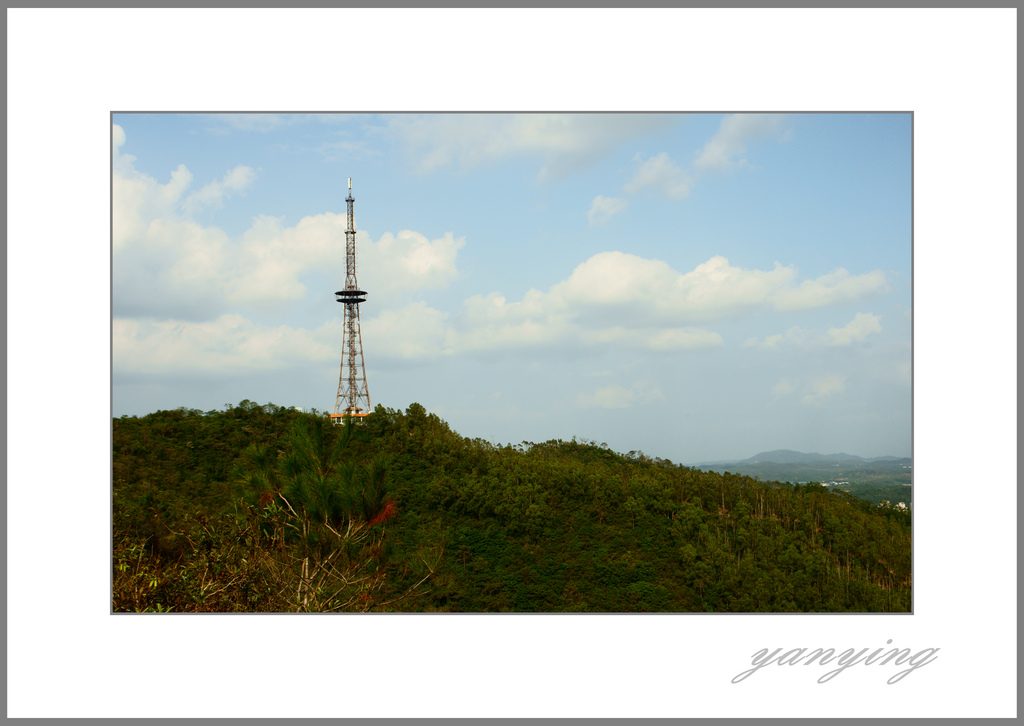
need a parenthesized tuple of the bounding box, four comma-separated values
(331, 178, 371, 423)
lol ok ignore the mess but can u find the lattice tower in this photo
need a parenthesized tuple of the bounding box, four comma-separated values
(332, 178, 370, 421)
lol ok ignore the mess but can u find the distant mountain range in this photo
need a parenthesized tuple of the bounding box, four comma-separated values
(692, 449, 911, 467)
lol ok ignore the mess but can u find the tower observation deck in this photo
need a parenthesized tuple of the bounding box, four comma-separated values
(331, 178, 371, 424)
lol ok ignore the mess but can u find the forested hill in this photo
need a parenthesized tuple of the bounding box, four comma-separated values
(113, 400, 911, 613)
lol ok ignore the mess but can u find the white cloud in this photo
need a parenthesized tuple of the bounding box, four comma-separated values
(112, 315, 337, 377)
(587, 195, 628, 225)
(438, 252, 885, 359)
(362, 230, 465, 299)
(771, 374, 847, 406)
(112, 126, 464, 319)
(113, 303, 453, 378)
(553, 252, 796, 323)
(181, 165, 257, 216)
(674, 256, 795, 317)
(383, 113, 672, 179)
(112, 126, 206, 251)
(362, 301, 448, 361)
(826, 312, 882, 346)
(112, 132, 255, 227)
(746, 313, 883, 350)
(579, 385, 636, 409)
(612, 114, 788, 206)
(204, 114, 352, 134)
(693, 113, 788, 172)
(578, 383, 663, 409)
(772, 379, 797, 399)
(208, 114, 291, 133)
(112, 124, 134, 175)
(580, 326, 723, 352)
(444, 292, 573, 354)
(440, 251, 788, 356)
(802, 374, 847, 406)
(624, 152, 694, 199)
(743, 326, 810, 350)
(771, 268, 889, 311)
(160, 164, 194, 206)
(113, 216, 236, 320)
(317, 139, 377, 162)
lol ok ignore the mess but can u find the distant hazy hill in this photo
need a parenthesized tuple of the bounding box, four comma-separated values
(738, 450, 909, 466)
(691, 449, 911, 499)
(691, 450, 910, 467)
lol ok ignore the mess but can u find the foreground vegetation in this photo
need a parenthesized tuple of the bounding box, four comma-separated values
(113, 401, 912, 612)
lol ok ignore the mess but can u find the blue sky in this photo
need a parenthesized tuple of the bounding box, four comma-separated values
(112, 112, 911, 462)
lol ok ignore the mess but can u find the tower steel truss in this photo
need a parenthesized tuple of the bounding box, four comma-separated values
(332, 178, 370, 423)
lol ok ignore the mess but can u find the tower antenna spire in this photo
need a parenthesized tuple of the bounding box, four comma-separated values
(331, 178, 371, 423)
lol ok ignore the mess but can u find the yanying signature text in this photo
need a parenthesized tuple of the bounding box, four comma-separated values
(732, 639, 940, 685)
